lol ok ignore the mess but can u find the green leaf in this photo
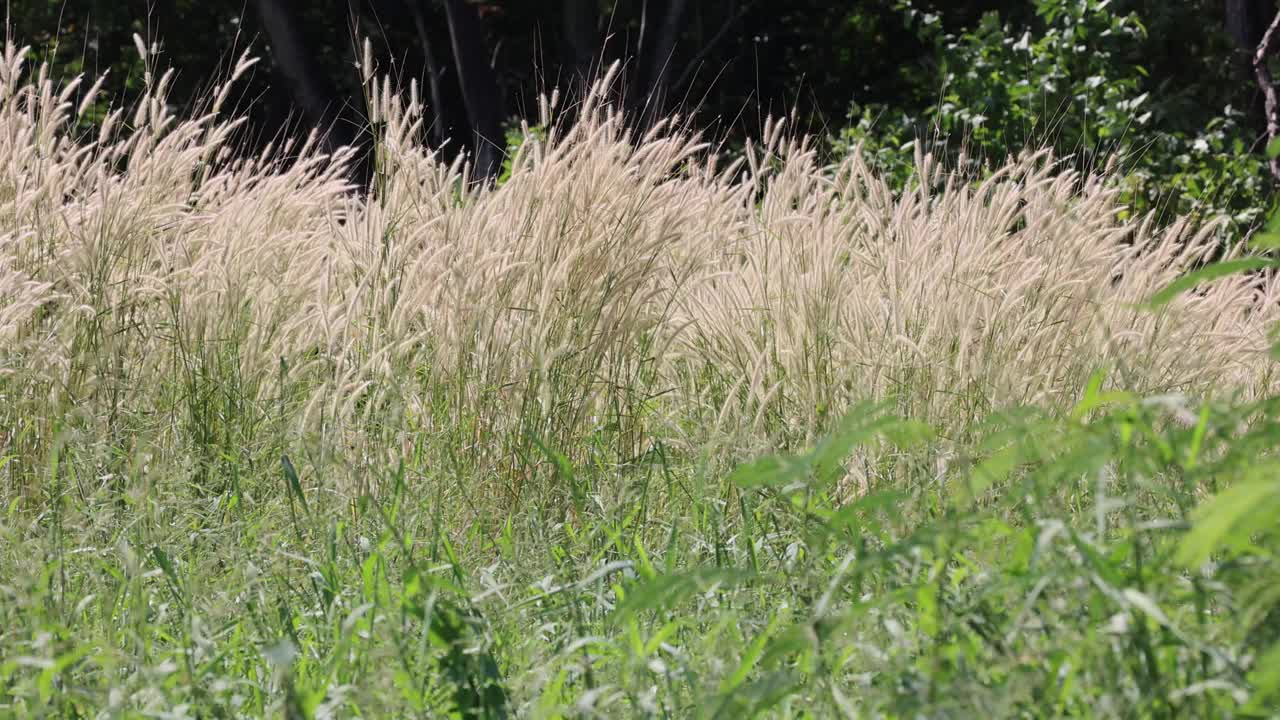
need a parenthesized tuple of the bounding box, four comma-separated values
(1145, 258, 1280, 309)
(711, 671, 801, 719)
(615, 567, 753, 619)
(151, 546, 184, 604)
(1249, 203, 1280, 250)
(285, 676, 327, 720)
(1266, 136, 1280, 159)
(1070, 530, 1124, 588)
(1122, 588, 1172, 629)
(728, 454, 808, 490)
(822, 490, 907, 536)
(1247, 642, 1280, 710)
(1183, 402, 1211, 470)
(880, 418, 934, 449)
(1177, 480, 1279, 567)
(282, 454, 309, 516)
(528, 434, 583, 517)
(427, 599, 511, 719)
(720, 613, 783, 694)
(1070, 368, 1135, 420)
(808, 404, 932, 487)
(759, 624, 818, 671)
(1252, 232, 1280, 251)
(810, 404, 892, 482)
(917, 583, 939, 637)
(37, 645, 92, 704)
(956, 442, 1021, 506)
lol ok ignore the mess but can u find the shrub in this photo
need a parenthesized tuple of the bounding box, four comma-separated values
(837, 0, 1273, 238)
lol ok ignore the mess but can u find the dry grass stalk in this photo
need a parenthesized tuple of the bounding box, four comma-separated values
(1, 47, 1275, 498)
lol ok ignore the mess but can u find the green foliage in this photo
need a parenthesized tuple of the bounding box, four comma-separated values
(707, 390, 1280, 715)
(6, 4, 1280, 714)
(1149, 198, 1280, 712)
(12, 372, 1280, 714)
(497, 121, 548, 185)
(838, 0, 1274, 236)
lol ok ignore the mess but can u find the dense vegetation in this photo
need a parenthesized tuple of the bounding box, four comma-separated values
(4, 1, 1280, 717)
(9, 1, 1279, 227)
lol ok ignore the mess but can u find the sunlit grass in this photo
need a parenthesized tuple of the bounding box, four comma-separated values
(2, 39, 1279, 717)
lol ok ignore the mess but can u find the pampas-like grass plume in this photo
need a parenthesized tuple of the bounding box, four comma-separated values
(1, 48, 1275, 501)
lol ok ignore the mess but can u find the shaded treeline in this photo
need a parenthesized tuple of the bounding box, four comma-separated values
(4, 1, 1276, 185)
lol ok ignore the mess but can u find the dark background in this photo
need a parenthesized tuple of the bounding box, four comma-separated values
(6, 1, 1279, 223)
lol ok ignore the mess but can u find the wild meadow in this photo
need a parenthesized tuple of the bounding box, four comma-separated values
(3, 39, 1280, 717)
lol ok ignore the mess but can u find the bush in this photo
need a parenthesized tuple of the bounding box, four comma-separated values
(836, 0, 1274, 238)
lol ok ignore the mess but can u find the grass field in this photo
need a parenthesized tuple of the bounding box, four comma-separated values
(3, 44, 1280, 717)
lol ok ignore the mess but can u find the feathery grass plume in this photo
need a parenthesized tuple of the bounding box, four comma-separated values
(7, 34, 1280, 718)
(0, 46, 1276, 502)
(683, 138, 1280, 449)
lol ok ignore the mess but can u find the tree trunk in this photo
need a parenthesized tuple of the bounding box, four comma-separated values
(250, 0, 354, 150)
(673, 0, 748, 93)
(441, 0, 504, 181)
(562, 0, 599, 90)
(642, 0, 688, 115)
(1253, 5, 1280, 181)
(1227, 0, 1268, 51)
(411, 1, 449, 146)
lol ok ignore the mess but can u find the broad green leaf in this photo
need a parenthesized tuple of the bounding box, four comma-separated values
(720, 613, 783, 694)
(1249, 203, 1280, 249)
(281, 454, 309, 516)
(711, 671, 801, 719)
(809, 404, 893, 483)
(1177, 480, 1278, 567)
(615, 567, 753, 619)
(955, 442, 1021, 505)
(1145, 258, 1280, 309)
(822, 490, 907, 536)
(1246, 642, 1280, 711)
(728, 454, 809, 490)
(1071, 368, 1136, 420)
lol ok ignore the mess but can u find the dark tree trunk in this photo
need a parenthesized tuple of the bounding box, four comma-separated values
(1253, 5, 1280, 181)
(641, 0, 688, 116)
(441, 0, 504, 181)
(1227, 0, 1269, 52)
(251, 0, 355, 150)
(562, 0, 599, 89)
(673, 0, 748, 94)
(410, 1, 449, 145)
(1229, 0, 1275, 137)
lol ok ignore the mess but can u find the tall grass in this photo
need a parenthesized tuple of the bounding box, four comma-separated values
(2, 39, 1280, 717)
(2, 42, 1276, 497)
